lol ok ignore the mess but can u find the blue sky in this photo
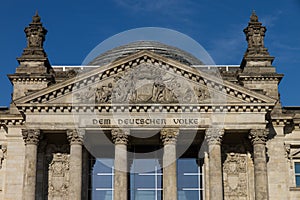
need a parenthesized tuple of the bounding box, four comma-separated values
(0, 0, 299, 106)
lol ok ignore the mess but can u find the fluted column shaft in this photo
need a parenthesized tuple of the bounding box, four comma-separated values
(22, 129, 40, 200)
(161, 129, 179, 200)
(249, 129, 269, 200)
(112, 129, 129, 200)
(205, 128, 224, 200)
(67, 129, 84, 200)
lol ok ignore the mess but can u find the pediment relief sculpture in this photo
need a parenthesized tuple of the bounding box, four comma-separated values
(73, 63, 210, 104)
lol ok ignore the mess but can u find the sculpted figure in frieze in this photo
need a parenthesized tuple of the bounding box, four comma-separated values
(73, 63, 211, 104)
(74, 86, 95, 103)
(194, 86, 210, 101)
(95, 83, 113, 103)
(112, 63, 207, 103)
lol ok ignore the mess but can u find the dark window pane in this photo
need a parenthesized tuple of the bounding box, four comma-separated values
(157, 175, 162, 188)
(94, 159, 114, 173)
(134, 191, 155, 200)
(178, 159, 198, 173)
(135, 174, 155, 188)
(92, 190, 113, 200)
(295, 163, 300, 173)
(178, 175, 198, 189)
(178, 190, 199, 200)
(93, 175, 112, 188)
(296, 175, 300, 187)
(157, 190, 162, 200)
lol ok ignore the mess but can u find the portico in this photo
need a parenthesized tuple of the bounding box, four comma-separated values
(1, 11, 297, 200)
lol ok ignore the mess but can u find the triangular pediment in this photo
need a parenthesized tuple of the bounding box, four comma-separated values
(14, 50, 276, 109)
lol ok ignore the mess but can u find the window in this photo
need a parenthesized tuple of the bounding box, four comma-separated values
(91, 159, 114, 200)
(130, 159, 162, 200)
(177, 158, 204, 200)
(295, 162, 300, 187)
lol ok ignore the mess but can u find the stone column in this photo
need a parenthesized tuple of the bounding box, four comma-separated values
(249, 129, 269, 200)
(67, 129, 84, 200)
(22, 129, 40, 200)
(112, 129, 129, 200)
(205, 128, 224, 200)
(161, 128, 179, 200)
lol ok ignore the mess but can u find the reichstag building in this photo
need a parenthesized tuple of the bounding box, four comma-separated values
(0, 11, 299, 200)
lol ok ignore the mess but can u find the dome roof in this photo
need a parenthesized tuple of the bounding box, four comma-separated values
(88, 41, 203, 66)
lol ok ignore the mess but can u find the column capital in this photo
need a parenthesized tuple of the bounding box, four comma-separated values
(160, 128, 179, 145)
(249, 129, 268, 145)
(67, 129, 84, 145)
(22, 129, 40, 145)
(205, 128, 224, 145)
(111, 128, 129, 145)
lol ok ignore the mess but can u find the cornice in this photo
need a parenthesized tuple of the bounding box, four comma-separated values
(0, 114, 24, 128)
(15, 103, 273, 113)
(8, 74, 54, 83)
(14, 51, 276, 106)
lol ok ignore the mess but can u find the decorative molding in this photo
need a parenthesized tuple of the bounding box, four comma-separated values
(0, 144, 7, 169)
(14, 52, 275, 105)
(111, 128, 129, 145)
(160, 128, 179, 145)
(67, 129, 84, 145)
(222, 143, 252, 199)
(16, 103, 273, 114)
(22, 129, 40, 145)
(74, 83, 113, 103)
(205, 128, 224, 145)
(48, 153, 70, 200)
(223, 153, 249, 198)
(249, 129, 268, 145)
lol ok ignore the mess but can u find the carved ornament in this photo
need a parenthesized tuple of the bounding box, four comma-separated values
(67, 129, 84, 145)
(0, 144, 7, 169)
(22, 129, 41, 145)
(249, 129, 268, 145)
(205, 128, 224, 145)
(160, 129, 179, 145)
(48, 153, 70, 200)
(111, 128, 129, 145)
(73, 63, 210, 104)
(223, 153, 248, 198)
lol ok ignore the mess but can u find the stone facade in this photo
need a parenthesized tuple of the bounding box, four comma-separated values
(0, 11, 299, 200)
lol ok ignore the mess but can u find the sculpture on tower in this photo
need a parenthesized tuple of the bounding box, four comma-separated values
(15, 11, 53, 75)
(241, 11, 274, 68)
(19, 11, 48, 59)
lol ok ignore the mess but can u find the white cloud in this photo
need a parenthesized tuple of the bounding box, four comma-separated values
(260, 10, 282, 27)
(113, 0, 195, 15)
(114, 0, 175, 11)
(206, 25, 245, 64)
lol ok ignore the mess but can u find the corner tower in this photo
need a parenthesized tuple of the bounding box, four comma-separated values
(239, 11, 283, 101)
(8, 12, 54, 100)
